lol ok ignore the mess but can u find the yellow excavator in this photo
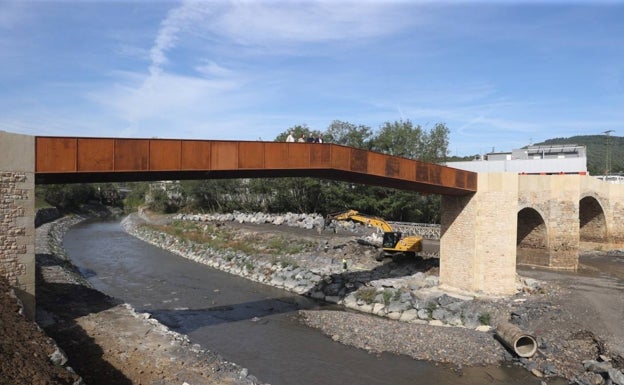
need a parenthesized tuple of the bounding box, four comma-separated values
(326, 210, 423, 261)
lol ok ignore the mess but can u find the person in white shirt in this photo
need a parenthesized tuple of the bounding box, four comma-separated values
(286, 131, 295, 142)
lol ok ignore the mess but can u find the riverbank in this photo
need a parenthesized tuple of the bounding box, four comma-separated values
(3, 210, 622, 384)
(125, 211, 624, 384)
(34, 214, 267, 385)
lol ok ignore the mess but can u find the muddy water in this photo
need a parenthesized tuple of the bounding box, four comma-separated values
(63, 219, 544, 385)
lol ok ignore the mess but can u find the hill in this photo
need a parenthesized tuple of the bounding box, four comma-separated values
(535, 135, 624, 175)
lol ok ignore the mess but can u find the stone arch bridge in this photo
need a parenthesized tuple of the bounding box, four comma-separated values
(2, 131, 623, 319)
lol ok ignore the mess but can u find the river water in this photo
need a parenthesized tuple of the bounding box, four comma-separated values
(63, 219, 543, 385)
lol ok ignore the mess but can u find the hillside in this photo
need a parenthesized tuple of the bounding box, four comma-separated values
(536, 135, 624, 175)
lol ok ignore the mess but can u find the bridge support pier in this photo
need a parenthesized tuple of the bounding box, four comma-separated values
(0, 131, 36, 319)
(439, 173, 518, 296)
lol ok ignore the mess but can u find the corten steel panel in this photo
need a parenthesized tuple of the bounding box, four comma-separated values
(77, 138, 114, 171)
(385, 157, 401, 178)
(350, 148, 368, 173)
(439, 167, 455, 187)
(420, 163, 445, 186)
(211, 142, 238, 170)
(310, 145, 331, 168)
(286, 143, 311, 168)
(36, 137, 76, 172)
(264, 142, 290, 169)
(239, 142, 264, 169)
(465, 171, 477, 190)
(416, 163, 430, 183)
(398, 158, 416, 180)
(330, 145, 351, 171)
(430, 166, 442, 185)
(181, 141, 211, 170)
(150, 140, 181, 171)
(34, 137, 477, 195)
(367, 152, 386, 176)
(115, 139, 149, 171)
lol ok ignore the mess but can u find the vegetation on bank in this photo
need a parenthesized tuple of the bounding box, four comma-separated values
(144, 220, 317, 257)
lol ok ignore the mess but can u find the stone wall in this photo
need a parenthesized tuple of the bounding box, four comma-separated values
(0, 132, 35, 319)
(440, 173, 518, 296)
(581, 175, 624, 245)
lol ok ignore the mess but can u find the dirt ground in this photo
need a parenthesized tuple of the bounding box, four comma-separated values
(1, 214, 623, 384)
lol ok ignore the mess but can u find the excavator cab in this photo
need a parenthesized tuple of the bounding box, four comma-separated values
(382, 232, 402, 249)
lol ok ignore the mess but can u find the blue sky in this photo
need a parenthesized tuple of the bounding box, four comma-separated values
(1, 0, 623, 156)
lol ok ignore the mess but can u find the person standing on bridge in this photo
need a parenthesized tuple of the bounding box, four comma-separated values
(298, 134, 306, 143)
(315, 134, 323, 143)
(306, 133, 315, 143)
(286, 131, 295, 142)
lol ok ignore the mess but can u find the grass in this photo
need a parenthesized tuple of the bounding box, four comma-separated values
(142, 220, 315, 258)
(382, 290, 393, 306)
(355, 287, 377, 304)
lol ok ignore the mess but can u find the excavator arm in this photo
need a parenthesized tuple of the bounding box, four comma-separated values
(327, 210, 394, 232)
(327, 209, 423, 261)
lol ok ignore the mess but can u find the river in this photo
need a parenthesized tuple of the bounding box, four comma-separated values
(63, 219, 544, 385)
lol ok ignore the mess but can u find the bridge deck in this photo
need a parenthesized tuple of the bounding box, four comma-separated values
(34, 136, 477, 196)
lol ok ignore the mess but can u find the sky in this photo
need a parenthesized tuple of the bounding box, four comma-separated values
(1, 0, 623, 157)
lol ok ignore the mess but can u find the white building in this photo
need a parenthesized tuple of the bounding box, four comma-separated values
(445, 144, 588, 175)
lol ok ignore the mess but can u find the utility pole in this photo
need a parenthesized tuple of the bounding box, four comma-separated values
(604, 130, 614, 175)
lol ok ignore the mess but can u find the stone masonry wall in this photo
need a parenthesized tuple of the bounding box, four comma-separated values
(0, 172, 35, 318)
(440, 173, 518, 296)
(0, 132, 35, 319)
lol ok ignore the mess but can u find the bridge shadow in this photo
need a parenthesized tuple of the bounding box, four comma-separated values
(36, 253, 133, 385)
(144, 255, 438, 335)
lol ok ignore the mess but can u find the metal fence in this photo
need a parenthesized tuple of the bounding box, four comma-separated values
(388, 221, 441, 240)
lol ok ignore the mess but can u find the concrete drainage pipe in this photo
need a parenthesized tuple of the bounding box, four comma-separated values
(495, 322, 538, 358)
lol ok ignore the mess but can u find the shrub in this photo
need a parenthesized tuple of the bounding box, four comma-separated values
(355, 287, 377, 304)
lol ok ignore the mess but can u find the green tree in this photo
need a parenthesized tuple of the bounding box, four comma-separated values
(422, 123, 450, 162)
(371, 120, 423, 158)
(274, 124, 315, 142)
(179, 179, 245, 213)
(124, 182, 150, 212)
(325, 120, 373, 148)
(37, 183, 96, 212)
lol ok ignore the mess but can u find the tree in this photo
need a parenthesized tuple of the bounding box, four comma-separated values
(325, 120, 373, 148)
(422, 123, 450, 162)
(37, 183, 97, 212)
(179, 179, 245, 213)
(274, 124, 313, 142)
(371, 120, 423, 158)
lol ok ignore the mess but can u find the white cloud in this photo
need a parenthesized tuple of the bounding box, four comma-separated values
(149, 0, 214, 76)
(91, 70, 246, 124)
(195, 60, 234, 78)
(210, 1, 418, 45)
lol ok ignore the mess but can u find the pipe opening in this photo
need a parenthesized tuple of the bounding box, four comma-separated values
(495, 321, 538, 358)
(514, 335, 537, 358)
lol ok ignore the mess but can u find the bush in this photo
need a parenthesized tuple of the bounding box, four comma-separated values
(355, 287, 377, 304)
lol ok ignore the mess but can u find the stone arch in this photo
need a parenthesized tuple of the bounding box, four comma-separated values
(517, 207, 549, 266)
(579, 195, 607, 243)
